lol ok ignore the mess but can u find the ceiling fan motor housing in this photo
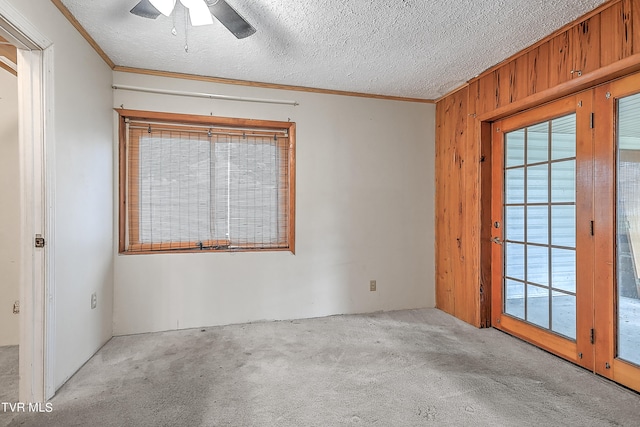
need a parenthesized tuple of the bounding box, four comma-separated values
(130, 0, 256, 39)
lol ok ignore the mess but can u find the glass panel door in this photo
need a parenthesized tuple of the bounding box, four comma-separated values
(492, 94, 592, 368)
(616, 92, 640, 367)
(592, 72, 640, 392)
(503, 115, 577, 339)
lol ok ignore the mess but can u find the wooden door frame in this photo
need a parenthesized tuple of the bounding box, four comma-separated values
(0, 1, 56, 402)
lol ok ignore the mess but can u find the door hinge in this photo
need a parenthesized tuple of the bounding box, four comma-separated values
(590, 112, 594, 129)
(590, 221, 594, 236)
(12, 301, 19, 314)
(590, 328, 595, 344)
(35, 234, 45, 248)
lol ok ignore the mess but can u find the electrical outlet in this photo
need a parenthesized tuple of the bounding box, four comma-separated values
(370, 280, 376, 292)
(91, 293, 97, 310)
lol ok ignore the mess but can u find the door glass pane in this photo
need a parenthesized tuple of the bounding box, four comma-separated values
(551, 248, 576, 293)
(552, 291, 576, 339)
(551, 115, 576, 160)
(505, 279, 525, 319)
(505, 206, 524, 242)
(551, 160, 575, 203)
(527, 284, 549, 329)
(527, 206, 548, 245)
(506, 129, 525, 167)
(617, 93, 640, 366)
(505, 243, 525, 281)
(527, 164, 548, 203)
(505, 168, 524, 204)
(551, 205, 575, 247)
(527, 122, 549, 164)
(503, 113, 576, 339)
(527, 245, 548, 286)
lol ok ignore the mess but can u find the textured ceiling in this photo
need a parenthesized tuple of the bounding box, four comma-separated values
(59, 0, 608, 100)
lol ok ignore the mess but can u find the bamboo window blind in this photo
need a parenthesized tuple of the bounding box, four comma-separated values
(119, 111, 295, 253)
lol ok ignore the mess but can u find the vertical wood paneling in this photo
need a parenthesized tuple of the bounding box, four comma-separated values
(468, 77, 482, 116)
(511, 55, 529, 102)
(495, 64, 511, 108)
(435, 88, 468, 318)
(633, 0, 640, 53)
(549, 30, 572, 87)
(600, 1, 632, 67)
(496, 59, 527, 106)
(478, 73, 497, 115)
(458, 83, 480, 326)
(435, 101, 451, 313)
(527, 42, 551, 95)
(623, 0, 634, 56)
(435, 83, 481, 326)
(573, 14, 601, 76)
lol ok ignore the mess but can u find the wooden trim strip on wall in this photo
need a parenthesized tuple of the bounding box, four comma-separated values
(288, 123, 296, 255)
(0, 39, 17, 61)
(0, 35, 17, 76)
(116, 108, 294, 130)
(118, 114, 127, 253)
(127, 130, 141, 246)
(0, 59, 16, 76)
(113, 66, 435, 103)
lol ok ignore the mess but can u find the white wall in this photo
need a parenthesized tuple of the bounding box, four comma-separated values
(113, 72, 435, 335)
(6, 0, 114, 389)
(0, 67, 19, 346)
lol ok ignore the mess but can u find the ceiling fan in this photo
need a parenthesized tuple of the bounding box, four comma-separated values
(130, 0, 256, 39)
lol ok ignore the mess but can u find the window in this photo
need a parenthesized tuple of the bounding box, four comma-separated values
(118, 110, 295, 253)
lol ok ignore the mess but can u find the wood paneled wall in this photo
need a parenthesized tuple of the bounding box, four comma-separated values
(435, 0, 640, 327)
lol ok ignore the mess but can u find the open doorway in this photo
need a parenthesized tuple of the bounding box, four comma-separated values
(0, 2, 55, 402)
(0, 35, 19, 403)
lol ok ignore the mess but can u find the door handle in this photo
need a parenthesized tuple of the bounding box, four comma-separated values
(491, 237, 503, 245)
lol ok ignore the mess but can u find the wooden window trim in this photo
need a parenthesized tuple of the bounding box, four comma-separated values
(127, 129, 140, 246)
(128, 240, 232, 252)
(117, 109, 296, 255)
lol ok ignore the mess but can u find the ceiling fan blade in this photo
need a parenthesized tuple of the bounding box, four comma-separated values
(130, 0, 162, 19)
(206, 0, 256, 39)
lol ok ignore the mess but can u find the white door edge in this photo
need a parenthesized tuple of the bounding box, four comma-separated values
(0, 0, 55, 403)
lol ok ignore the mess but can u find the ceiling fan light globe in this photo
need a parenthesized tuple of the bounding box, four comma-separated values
(148, 0, 176, 16)
(180, 0, 214, 26)
(190, 9, 214, 26)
